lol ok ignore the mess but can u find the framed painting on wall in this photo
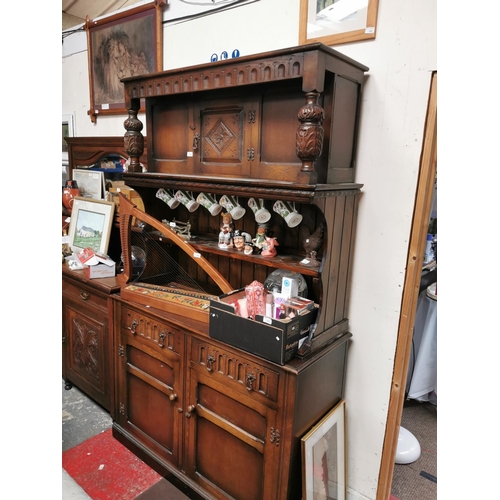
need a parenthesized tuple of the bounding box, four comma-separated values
(299, 0, 379, 46)
(86, 0, 166, 122)
(301, 399, 346, 500)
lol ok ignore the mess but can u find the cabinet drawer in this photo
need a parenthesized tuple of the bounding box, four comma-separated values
(63, 279, 107, 310)
(189, 337, 280, 404)
(121, 306, 182, 356)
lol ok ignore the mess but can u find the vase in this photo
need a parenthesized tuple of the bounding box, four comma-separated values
(62, 180, 81, 213)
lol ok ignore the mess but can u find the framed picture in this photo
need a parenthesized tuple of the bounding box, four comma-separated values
(302, 399, 346, 500)
(68, 197, 115, 255)
(299, 0, 379, 46)
(72, 169, 105, 200)
(85, 0, 166, 123)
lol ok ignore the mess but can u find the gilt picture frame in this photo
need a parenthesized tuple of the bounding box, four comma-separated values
(299, 0, 379, 46)
(301, 399, 346, 500)
(68, 197, 115, 255)
(86, 0, 166, 123)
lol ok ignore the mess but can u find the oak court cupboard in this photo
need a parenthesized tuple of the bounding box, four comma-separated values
(62, 42, 368, 500)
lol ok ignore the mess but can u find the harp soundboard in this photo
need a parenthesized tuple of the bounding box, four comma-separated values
(120, 282, 219, 323)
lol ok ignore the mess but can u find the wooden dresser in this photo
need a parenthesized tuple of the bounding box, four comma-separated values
(109, 42, 368, 499)
(62, 263, 120, 412)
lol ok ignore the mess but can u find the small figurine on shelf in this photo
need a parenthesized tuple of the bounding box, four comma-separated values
(261, 235, 279, 257)
(302, 222, 325, 267)
(219, 212, 235, 248)
(252, 223, 268, 253)
(244, 241, 255, 255)
(233, 230, 252, 252)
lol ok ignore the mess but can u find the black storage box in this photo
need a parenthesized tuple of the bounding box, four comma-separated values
(209, 289, 318, 365)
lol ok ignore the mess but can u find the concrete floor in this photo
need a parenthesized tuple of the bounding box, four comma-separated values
(62, 380, 112, 452)
(62, 380, 112, 499)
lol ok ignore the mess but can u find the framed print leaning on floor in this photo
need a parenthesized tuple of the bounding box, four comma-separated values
(85, 0, 166, 122)
(301, 399, 346, 500)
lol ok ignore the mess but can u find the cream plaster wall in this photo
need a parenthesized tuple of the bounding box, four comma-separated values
(61, 1, 437, 498)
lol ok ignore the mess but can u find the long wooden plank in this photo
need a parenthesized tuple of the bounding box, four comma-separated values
(377, 71, 437, 500)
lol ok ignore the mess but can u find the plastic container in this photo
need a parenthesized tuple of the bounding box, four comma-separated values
(264, 269, 308, 298)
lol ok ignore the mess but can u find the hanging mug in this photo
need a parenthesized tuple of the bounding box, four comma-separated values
(248, 198, 271, 224)
(175, 190, 199, 212)
(273, 200, 303, 228)
(219, 195, 246, 220)
(156, 188, 180, 209)
(196, 192, 223, 216)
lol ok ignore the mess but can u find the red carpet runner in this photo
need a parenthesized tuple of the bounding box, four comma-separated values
(62, 429, 162, 500)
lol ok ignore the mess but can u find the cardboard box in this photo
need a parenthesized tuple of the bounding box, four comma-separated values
(209, 289, 318, 365)
(83, 262, 116, 279)
(77, 247, 116, 279)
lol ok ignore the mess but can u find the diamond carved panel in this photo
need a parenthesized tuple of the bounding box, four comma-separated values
(201, 108, 243, 163)
(205, 118, 236, 156)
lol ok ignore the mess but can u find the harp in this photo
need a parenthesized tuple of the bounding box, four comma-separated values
(117, 193, 233, 322)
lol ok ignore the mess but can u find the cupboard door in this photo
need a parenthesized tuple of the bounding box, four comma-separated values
(184, 369, 279, 500)
(64, 300, 109, 409)
(193, 95, 259, 178)
(116, 336, 183, 467)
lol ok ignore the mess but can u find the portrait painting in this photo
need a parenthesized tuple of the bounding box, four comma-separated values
(86, 2, 164, 122)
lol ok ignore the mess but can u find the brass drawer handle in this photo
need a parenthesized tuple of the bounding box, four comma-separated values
(169, 393, 177, 401)
(80, 290, 90, 300)
(245, 372, 256, 391)
(206, 353, 215, 372)
(159, 331, 166, 348)
(129, 319, 138, 335)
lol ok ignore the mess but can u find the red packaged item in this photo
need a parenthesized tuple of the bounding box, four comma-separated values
(245, 280, 265, 319)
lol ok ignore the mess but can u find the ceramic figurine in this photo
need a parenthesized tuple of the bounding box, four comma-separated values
(244, 241, 255, 255)
(233, 230, 252, 252)
(252, 223, 268, 253)
(219, 212, 234, 248)
(261, 235, 279, 257)
(302, 222, 325, 267)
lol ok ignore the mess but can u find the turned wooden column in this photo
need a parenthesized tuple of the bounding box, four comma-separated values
(296, 92, 325, 184)
(124, 106, 144, 173)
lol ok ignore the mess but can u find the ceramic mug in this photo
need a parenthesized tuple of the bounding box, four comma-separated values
(273, 200, 303, 228)
(219, 195, 246, 220)
(175, 190, 199, 212)
(197, 192, 223, 216)
(156, 188, 180, 209)
(248, 198, 271, 224)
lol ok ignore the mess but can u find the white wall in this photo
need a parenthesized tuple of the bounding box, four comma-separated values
(62, 1, 437, 498)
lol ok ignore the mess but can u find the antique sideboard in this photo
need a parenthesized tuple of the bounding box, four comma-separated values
(62, 42, 368, 499)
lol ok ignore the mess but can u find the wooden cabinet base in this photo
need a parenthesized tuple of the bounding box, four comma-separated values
(113, 296, 351, 500)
